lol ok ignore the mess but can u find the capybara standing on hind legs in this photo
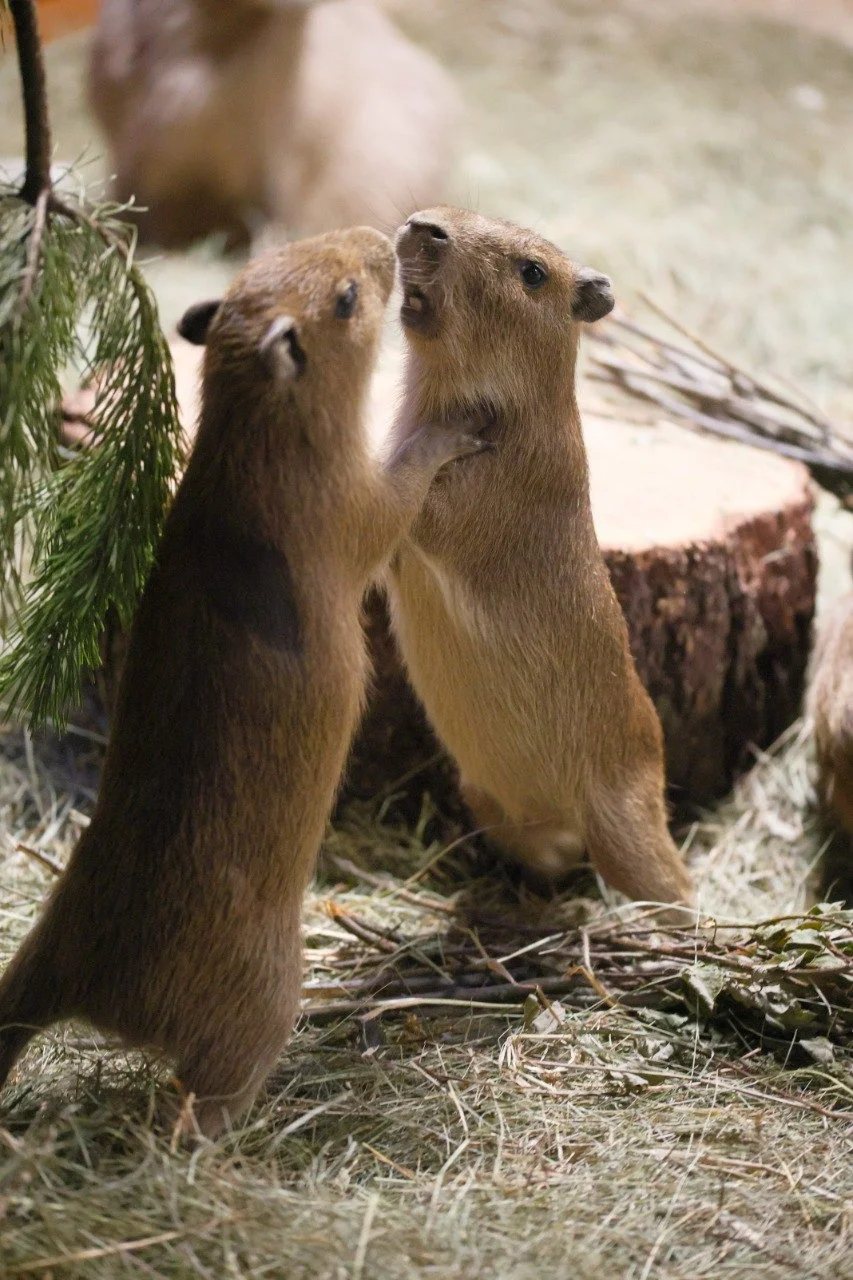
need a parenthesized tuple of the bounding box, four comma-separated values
(0, 226, 488, 1137)
(386, 207, 695, 921)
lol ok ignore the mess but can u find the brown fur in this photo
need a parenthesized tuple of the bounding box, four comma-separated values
(386, 207, 695, 919)
(0, 226, 485, 1137)
(808, 591, 853, 835)
(88, 0, 459, 250)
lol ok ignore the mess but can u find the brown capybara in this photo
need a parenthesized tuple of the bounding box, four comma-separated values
(0, 226, 486, 1137)
(385, 207, 695, 920)
(88, 0, 460, 250)
(808, 591, 853, 836)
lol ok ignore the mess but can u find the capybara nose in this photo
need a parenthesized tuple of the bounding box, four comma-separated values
(405, 217, 449, 241)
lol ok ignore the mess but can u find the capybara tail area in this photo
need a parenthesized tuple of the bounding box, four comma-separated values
(0, 926, 67, 1091)
(586, 774, 696, 924)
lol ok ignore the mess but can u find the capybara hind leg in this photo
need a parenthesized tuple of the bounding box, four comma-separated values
(166, 995, 300, 1141)
(818, 748, 853, 836)
(167, 1048, 276, 1141)
(586, 782, 695, 922)
(462, 783, 585, 881)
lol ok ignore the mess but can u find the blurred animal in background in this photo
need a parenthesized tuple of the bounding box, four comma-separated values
(808, 589, 853, 839)
(88, 0, 460, 250)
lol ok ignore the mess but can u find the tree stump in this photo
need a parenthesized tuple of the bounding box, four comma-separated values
(345, 418, 817, 813)
(70, 354, 817, 812)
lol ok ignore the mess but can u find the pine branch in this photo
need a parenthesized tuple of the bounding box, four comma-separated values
(0, 0, 185, 727)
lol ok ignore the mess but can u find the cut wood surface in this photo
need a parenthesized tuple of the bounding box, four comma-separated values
(346, 416, 817, 812)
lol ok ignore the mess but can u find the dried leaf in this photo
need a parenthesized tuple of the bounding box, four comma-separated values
(798, 1037, 835, 1065)
(682, 964, 728, 1017)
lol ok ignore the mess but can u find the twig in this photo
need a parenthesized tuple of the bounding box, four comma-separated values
(302, 903, 853, 1049)
(8, 0, 53, 318)
(605, 312, 729, 380)
(15, 185, 48, 316)
(589, 362, 853, 476)
(10, 0, 52, 205)
(569, 965, 618, 1007)
(326, 902, 401, 954)
(586, 297, 853, 504)
(325, 853, 455, 914)
(15, 840, 63, 876)
(592, 350, 834, 449)
(638, 292, 837, 438)
(48, 192, 135, 263)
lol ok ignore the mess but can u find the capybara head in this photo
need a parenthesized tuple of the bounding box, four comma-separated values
(395, 206, 613, 412)
(179, 226, 395, 435)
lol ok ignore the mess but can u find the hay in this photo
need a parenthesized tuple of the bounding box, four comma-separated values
(2, 1, 853, 1274)
(1, 723, 852, 1278)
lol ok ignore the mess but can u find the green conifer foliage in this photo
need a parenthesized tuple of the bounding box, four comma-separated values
(0, 0, 184, 727)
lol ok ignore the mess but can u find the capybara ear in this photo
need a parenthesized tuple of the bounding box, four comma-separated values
(177, 299, 222, 345)
(572, 268, 614, 324)
(259, 315, 306, 380)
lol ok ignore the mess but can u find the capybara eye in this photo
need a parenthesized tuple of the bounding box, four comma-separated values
(335, 281, 359, 319)
(519, 260, 548, 290)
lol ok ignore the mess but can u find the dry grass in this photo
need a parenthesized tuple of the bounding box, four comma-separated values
(1, 720, 852, 1279)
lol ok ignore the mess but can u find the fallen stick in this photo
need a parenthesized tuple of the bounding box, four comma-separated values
(302, 904, 853, 1050)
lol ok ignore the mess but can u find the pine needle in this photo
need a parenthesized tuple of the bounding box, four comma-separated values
(0, 0, 184, 728)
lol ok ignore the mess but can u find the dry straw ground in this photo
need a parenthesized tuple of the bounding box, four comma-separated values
(1, 724, 852, 1278)
(3, 1, 853, 1277)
